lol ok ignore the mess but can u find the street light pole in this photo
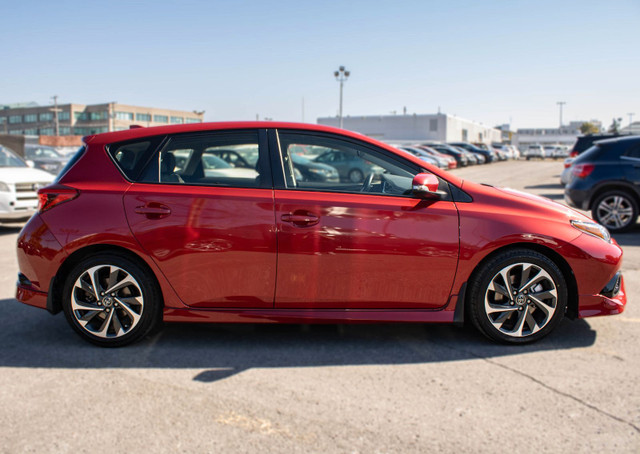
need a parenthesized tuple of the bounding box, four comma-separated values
(556, 101, 566, 129)
(628, 113, 635, 131)
(334, 66, 350, 129)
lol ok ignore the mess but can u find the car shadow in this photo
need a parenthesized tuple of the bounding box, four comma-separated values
(0, 225, 22, 236)
(613, 227, 640, 246)
(0, 298, 597, 383)
(538, 193, 564, 200)
(524, 183, 564, 190)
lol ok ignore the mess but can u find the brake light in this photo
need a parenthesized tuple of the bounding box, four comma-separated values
(37, 185, 79, 212)
(564, 161, 573, 168)
(569, 150, 578, 158)
(571, 164, 595, 179)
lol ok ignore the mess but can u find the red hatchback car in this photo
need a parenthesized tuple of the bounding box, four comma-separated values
(16, 122, 626, 347)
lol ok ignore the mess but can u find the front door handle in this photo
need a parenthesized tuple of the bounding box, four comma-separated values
(135, 203, 171, 219)
(281, 212, 319, 227)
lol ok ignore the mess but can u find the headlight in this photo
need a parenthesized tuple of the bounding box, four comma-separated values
(0, 182, 10, 192)
(309, 168, 328, 175)
(571, 220, 611, 242)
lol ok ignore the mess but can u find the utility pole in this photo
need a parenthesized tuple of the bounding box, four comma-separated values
(334, 66, 350, 129)
(628, 113, 635, 131)
(50, 95, 61, 136)
(556, 101, 566, 129)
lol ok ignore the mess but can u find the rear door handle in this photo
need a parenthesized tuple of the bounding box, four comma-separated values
(281, 212, 319, 227)
(135, 203, 171, 219)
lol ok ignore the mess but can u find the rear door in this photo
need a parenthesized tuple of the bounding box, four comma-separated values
(119, 129, 277, 309)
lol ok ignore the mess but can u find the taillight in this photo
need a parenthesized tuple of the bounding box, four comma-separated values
(37, 185, 79, 212)
(569, 150, 578, 158)
(564, 161, 573, 168)
(571, 164, 595, 179)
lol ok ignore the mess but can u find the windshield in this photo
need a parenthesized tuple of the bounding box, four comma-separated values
(0, 147, 28, 168)
(26, 147, 61, 158)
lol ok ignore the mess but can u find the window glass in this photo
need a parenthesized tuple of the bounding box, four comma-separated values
(39, 127, 54, 135)
(115, 111, 134, 121)
(136, 113, 151, 122)
(59, 111, 70, 121)
(108, 138, 163, 180)
(153, 115, 168, 123)
(171, 116, 184, 124)
(90, 111, 108, 120)
(278, 132, 419, 197)
(185, 117, 201, 124)
(139, 131, 266, 188)
(623, 144, 640, 159)
(9, 115, 22, 124)
(24, 114, 37, 123)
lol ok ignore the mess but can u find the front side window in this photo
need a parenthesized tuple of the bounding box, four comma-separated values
(139, 130, 267, 188)
(277, 132, 419, 197)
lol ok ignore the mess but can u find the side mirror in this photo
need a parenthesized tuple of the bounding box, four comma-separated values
(412, 173, 442, 199)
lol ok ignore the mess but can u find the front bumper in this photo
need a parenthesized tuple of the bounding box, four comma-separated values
(578, 274, 627, 318)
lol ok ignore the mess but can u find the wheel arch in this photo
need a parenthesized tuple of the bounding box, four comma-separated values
(462, 242, 579, 322)
(587, 182, 640, 210)
(48, 244, 163, 315)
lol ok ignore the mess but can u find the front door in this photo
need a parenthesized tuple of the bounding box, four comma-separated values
(273, 131, 459, 309)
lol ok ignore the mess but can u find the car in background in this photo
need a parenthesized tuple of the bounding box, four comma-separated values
(0, 145, 54, 222)
(396, 145, 450, 170)
(414, 146, 457, 169)
(292, 154, 340, 182)
(15, 121, 626, 348)
(314, 149, 376, 182)
(395, 147, 444, 169)
(474, 143, 504, 161)
(569, 134, 628, 158)
(24, 144, 70, 175)
(422, 142, 470, 167)
(564, 135, 640, 232)
(523, 144, 545, 160)
(448, 142, 494, 163)
(452, 145, 484, 164)
(560, 158, 574, 186)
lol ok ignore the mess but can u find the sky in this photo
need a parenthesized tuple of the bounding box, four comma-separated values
(2, 0, 639, 129)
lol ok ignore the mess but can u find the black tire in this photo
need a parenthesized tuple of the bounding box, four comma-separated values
(467, 249, 567, 344)
(62, 252, 162, 347)
(591, 190, 639, 233)
(348, 168, 364, 183)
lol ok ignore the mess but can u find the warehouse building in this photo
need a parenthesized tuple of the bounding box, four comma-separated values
(0, 102, 204, 137)
(317, 113, 502, 144)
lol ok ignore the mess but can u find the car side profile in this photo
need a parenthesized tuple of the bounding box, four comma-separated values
(16, 122, 626, 347)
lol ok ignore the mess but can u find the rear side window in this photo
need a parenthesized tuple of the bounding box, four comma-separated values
(54, 146, 86, 183)
(108, 137, 164, 180)
(623, 143, 640, 159)
(574, 145, 602, 163)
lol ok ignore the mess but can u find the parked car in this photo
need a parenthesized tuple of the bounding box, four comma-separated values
(474, 143, 504, 161)
(422, 142, 470, 167)
(0, 145, 54, 223)
(565, 135, 640, 232)
(16, 122, 626, 347)
(414, 146, 457, 169)
(569, 134, 628, 158)
(452, 145, 484, 164)
(24, 144, 70, 175)
(314, 149, 376, 182)
(523, 144, 545, 160)
(560, 158, 574, 186)
(448, 142, 494, 163)
(291, 153, 339, 183)
(397, 146, 447, 169)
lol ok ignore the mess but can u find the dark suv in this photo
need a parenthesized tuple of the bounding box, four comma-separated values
(564, 136, 640, 232)
(569, 134, 627, 158)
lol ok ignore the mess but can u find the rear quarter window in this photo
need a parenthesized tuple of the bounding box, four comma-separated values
(107, 137, 164, 180)
(54, 146, 86, 183)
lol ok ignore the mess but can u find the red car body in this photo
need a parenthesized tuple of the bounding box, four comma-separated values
(15, 122, 625, 345)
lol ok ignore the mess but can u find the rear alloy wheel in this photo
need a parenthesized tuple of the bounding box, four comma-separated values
(592, 191, 638, 233)
(468, 249, 567, 344)
(348, 168, 364, 183)
(62, 253, 161, 347)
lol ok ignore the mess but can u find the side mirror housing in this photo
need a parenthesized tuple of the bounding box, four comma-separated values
(412, 173, 442, 199)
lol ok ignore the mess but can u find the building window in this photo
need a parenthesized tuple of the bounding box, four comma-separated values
(153, 115, 168, 123)
(24, 128, 37, 135)
(39, 127, 54, 135)
(90, 111, 108, 120)
(24, 114, 38, 123)
(115, 111, 134, 121)
(136, 113, 151, 122)
(114, 127, 129, 131)
(185, 118, 201, 124)
(58, 111, 70, 121)
(59, 126, 71, 135)
(0, 117, 5, 124)
(39, 112, 53, 122)
(74, 112, 88, 121)
(9, 115, 22, 124)
(9, 130, 22, 135)
(429, 119, 438, 131)
(462, 129, 468, 141)
(171, 116, 184, 124)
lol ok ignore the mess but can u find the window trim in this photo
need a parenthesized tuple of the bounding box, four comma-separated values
(271, 129, 450, 200)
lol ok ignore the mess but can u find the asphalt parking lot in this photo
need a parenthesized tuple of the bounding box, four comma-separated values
(1, 160, 638, 453)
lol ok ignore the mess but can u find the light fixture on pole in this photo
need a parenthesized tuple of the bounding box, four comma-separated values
(334, 66, 350, 129)
(556, 101, 566, 128)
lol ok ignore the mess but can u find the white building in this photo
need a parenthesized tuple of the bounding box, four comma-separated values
(317, 113, 502, 144)
(514, 120, 603, 149)
(620, 122, 640, 135)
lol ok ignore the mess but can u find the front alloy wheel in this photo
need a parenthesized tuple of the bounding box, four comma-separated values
(468, 249, 567, 343)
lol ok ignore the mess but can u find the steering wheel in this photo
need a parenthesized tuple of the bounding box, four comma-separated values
(360, 173, 374, 192)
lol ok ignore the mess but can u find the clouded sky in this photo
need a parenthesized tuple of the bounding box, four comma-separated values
(3, 0, 638, 129)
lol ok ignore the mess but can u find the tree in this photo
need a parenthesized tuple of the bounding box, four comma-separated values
(608, 118, 622, 134)
(579, 122, 600, 135)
